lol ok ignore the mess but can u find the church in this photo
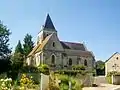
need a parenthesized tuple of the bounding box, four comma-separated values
(26, 14, 95, 70)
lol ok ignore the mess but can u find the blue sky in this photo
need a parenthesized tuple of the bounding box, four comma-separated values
(0, 0, 120, 61)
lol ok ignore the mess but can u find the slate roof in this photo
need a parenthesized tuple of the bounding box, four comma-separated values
(60, 41, 86, 51)
(43, 14, 55, 30)
(64, 50, 93, 57)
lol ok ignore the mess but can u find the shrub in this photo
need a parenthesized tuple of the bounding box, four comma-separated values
(106, 75, 112, 84)
(72, 65, 86, 70)
(38, 64, 49, 75)
(49, 82, 60, 90)
(0, 78, 12, 90)
(21, 66, 39, 73)
(20, 73, 34, 89)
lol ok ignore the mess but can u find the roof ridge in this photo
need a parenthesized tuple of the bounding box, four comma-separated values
(105, 52, 119, 62)
(60, 41, 83, 44)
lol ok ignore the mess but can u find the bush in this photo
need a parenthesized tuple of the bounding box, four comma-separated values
(106, 71, 117, 84)
(56, 74, 82, 90)
(0, 78, 12, 90)
(21, 66, 39, 73)
(55, 70, 87, 76)
(38, 64, 49, 75)
(72, 65, 86, 70)
(106, 76, 112, 84)
(20, 73, 34, 89)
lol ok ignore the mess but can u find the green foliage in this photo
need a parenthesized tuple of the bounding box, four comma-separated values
(107, 71, 120, 76)
(58, 75, 69, 84)
(56, 74, 82, 90)
(0, 21, 11, 59)
(23, 34, 34, 57)
(72, 65, 86, 70)
(20, 73, 34, 89)
(38, 64, 49, 75)
(8, 53, 24, 80)
(9, 40, 25, 80)
(106, 75, 112, 84)
(55, 70, 87, 76)
(96, 60, 105, 70)
(96, 60, 105, 75)
(0, 78, 12, 90)
(15, 40, 23, 54)
(21, 66, 39, 73)
(105, 71, 120, 84)
(48, 82, 60, 90)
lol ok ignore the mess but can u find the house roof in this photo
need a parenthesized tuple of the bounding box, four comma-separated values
(64, 49, 93, 57)
(43, 14, 55, 30)
(28, 34, 52, 57)
(35, 34, 53, 53)
(60, 41, 86, 51)
(105, 52, 119, 63)
(28, 43, 41, 56)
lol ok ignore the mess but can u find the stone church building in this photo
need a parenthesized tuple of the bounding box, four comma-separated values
(27, 14, 95, 70)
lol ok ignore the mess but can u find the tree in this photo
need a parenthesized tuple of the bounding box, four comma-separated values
(8, 41, 24, 80)
(8, 53, 24, 80)
(0, 21, 11, 73)
(96, 60, 105, 75)
(0, 21, 11, 59)
(23, 34, 34, 57)
(15, 40, 23, 54)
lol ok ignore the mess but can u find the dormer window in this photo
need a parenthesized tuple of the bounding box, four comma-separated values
(52, 42, 55, 47)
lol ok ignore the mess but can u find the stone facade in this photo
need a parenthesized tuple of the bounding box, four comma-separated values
(105, 52, 120, 76)
(27, 14, 95, 71)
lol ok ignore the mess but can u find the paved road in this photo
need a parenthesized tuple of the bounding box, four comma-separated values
(83, 76, 120, 90)
(94, 76, 107, 85)
(83, 84, 120, 90)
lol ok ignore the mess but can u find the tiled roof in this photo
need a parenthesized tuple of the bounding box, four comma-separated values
(64, 49, 93, 57)
(60, 41, 86, 51)
(43, 14, 55, 30)
(28, 34, 52, 57)
(35, 34, 52, 53)
(28, 43, 41, 57)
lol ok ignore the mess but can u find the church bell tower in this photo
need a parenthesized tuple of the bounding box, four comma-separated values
(36, 14, 57, 45)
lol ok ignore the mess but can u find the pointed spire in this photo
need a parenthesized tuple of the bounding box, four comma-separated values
(43, 14, 55, 30)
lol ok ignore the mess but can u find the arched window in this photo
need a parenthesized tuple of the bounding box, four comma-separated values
(69, 58, 72, 66)
(77, 57, 81, 65)
(51, 55, 55, 64)
(52, 42, 55, 47)
(84, 59, 87, 66)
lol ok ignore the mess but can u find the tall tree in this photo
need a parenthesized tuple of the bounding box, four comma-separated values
(0, 21, 11, 73)
(9, 41, 24, 80)
(23, 34, 34, 57)
(15, 40, 23, 54)
(0, 21, 11, 59)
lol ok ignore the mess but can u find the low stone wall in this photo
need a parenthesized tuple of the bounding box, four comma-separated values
(112, 75, 120, 85)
